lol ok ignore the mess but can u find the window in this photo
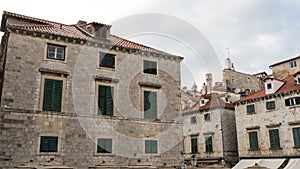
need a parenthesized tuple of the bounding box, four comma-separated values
(246, 104, 255, 114)
(293, 127, 300, 148)
(269, 129, 280, 149)
(201, 100, 205, 104)
(145, 140, 157, 154)
(40, 136, 58, 152)
(248, 131, 259, 150)
(190, 116, 196, 123)
(98, 85, 114, 116)
(266, 101, 276, 110)
(285, 97, 300, 106)
(297, 77, 300, 85)
(99, 52, 115, 68)
(204, 113, 210, 121)
(47, 44, 65, 61)
(267, 83, 272, 89)
(205, 136, 213, 152)
(144, 90, 157, 119)
(143, 60, 157, 75)
(291, 61, 297, 68)
(43, 78, 63, 112)
(97, 138, 112, 153)
(191, 137, 198, 153)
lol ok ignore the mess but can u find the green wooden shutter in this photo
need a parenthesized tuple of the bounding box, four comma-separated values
(249, 131, 259, 150)
(43, 79, 62, 112)
(191, 138, 198, 153)
(145, 140, 157, 154)
(105, 86, 114, 116)
(269, 129, 280, 148)
(98, 85, 106, 115)
(205, 136, 213, 152)
(144, 91, 157, 119)
(293, 128, 300, 147)
(40, 136, 58, 152)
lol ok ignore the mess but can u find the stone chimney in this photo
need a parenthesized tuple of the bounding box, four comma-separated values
(201, 83, 207, 95)
(206, 73, 212, 94)
(225, 57, 235, 70)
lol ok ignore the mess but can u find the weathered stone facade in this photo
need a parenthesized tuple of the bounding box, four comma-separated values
(0, 11, 183, 169)
(269, 55, 300, 80)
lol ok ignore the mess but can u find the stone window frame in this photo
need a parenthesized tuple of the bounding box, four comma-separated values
(46, 43, 67, 62)
(39, 72, 67, 112)
(95, 137, 113, 155)
(144, 139, 159, 155)
(98, 51, 116, 70)
(141, 87, 159, 120)
(246, 104, 255, 114)
(143, 59, 158, 76)
(266, 100, 276, 111)
(95, 81, 117, 116)
(37, 133, 61, 156)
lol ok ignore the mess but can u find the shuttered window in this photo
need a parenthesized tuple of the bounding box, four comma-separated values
(246, 104, 255, 114)
(205, 136, 213, 152)
(99, 52, 115, 68)
(145, 140, 158, 154)
(285, 97, 300, 106)
(97, 138, 112, 153)
(143, 60, 157, 75)
(293, 128, 300, 147)
(40, 136, 58, 152)
(43, 79, 63, 112)
(191, 137, 198, 153)
(98, 85, 114, 116)
(266, 101, 275, 110)
(269, 129, 280, 149)
(190, 116, 196, 123)
(144, 91, 157, 119)
(249, 131, 259, 150)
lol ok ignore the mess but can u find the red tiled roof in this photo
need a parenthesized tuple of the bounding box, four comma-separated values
(1, 11, 179, 58)
(269, 55, 300, 68)
(239, 74, 300, 102)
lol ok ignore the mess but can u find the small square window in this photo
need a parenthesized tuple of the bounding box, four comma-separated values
(246, 104, 255, 114)
(97, 138, 112, 153)
(145, 140, 157, 154)
(266, 101, 275, 110)
(40, 136, 58, 152)
(291, 61, 297, 68)
(204, 113, 210, 121)
(47, 44, 65, 61)
(201, 100, 205, 104)
(190, 116, 196, 123)
(267, 83, 272, 89)
(143, 60, 157, 75)
(99, 52, 115, 68)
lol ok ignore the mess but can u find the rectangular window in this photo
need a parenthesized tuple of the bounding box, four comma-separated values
(98, 85, 114, 116)
(97, 138, 112, 153)
(191, 137, 198, 153)
(204, 113, 210, 121)
(293, 127, 300, 148)
(145, 140, 157, 154)
(266, 101, 275, 110)
(267, 83, 272, 89)
(143, 60, 157, 75)
(47, 44, 65, 61)
(205, 136, 213, 152)
(40, 136, 58, 152)
(144, 90, 157, 119)
(43, 78, 63, 112)
(190, 116, 196, 123)
(99, 52, 115, 68)
(269, 129, 280, 149)
(246, 104, 255, 114)
(285, 97, 300, 106)
(291, 61, 297, 68)
(248, 131, 259, 150)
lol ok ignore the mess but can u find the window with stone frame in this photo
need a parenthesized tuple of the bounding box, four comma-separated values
(293, 127, 300, 148)
(143, 60, 157, 75)
(246, 104, 255, 114)
(205, 136, 213, 152)
(191, 137, 198, 153)
(145, 140, 158, 154)
(266, 101, 276, 110)
(190, 116, 197, 124)
(291, 61, 297, 68)
(97, 138, 112, 153)
(269, 129, 281, 149)
(285, 97, 300, 106)
(248, 131, 259, 150)
(204, 113, 210, 121)
(47, 44, 65, 61)
(40, 136, 58, 152)
(98, 85, 114, 116)
(143, 90, 157, 119)
(99, 52, 115, 69)
(42, 78, 63, 112)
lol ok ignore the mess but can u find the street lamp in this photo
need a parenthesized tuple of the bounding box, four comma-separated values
(191, 154, 197, 167)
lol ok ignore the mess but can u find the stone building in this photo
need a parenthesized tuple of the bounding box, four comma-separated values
(0, 11, 183, 169)
(269, 55, 300, 80)
(234, 72, 300, 168)
(181, 74, 239, 167)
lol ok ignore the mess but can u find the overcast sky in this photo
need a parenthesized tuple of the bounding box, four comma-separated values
(1, 0, 300, 88)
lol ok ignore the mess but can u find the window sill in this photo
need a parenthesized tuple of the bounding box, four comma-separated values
(94, 153, 115, 157)
(44, 58, 67, 64)
(247, 112, 256, 115)
(97, 66, 116, 71)
(37, 152, 60, 156)
(248, 148, 260, 151)
(269, 147, 282, 150)
(265, 109, 276, 112)
(205, 151, 214, 154)
(288, 105, 300, 109)
(293, 146, 300, 149)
